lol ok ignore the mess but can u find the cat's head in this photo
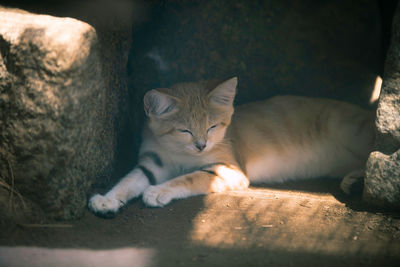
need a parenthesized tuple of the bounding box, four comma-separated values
(144, 77, 237, 155)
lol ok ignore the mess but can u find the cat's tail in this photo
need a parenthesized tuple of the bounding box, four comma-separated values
(340, 169, 365, 194)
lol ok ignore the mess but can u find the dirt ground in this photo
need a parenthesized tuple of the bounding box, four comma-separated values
(0, 178, 399, 267)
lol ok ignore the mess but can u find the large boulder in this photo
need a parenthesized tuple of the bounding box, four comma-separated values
(128, 0, 381, 107)
(364, 3, 400, 208)
(0, 7, 117, 220)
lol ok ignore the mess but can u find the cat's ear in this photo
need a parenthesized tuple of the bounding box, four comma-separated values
(208, 77, 238, 106)
(144, 89, 179, 118)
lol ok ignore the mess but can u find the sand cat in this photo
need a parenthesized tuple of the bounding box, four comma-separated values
(89, 77, 375, 216)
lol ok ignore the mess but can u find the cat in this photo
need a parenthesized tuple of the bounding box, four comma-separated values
(88, 77, 375, 216)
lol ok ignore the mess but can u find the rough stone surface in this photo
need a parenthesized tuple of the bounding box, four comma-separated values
(1, 185, 400, 266)
(364, 3, 400, 208)
(129, 0, 382, 107)
(3, 0, 137, 184)
(365, 152, 400, 206)
(0, 8, 114, 220)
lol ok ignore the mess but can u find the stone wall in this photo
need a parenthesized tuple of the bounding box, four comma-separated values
(364, 2, 400, 209)
(0, 2, 134, 221)
(128, 0, 382, 107)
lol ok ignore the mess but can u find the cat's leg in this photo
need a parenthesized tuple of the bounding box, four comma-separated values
(143, 164, 249, 207)
(340, 169, 365, 194)
(88, 152, 165, 216)
(88, 168, 150, 216)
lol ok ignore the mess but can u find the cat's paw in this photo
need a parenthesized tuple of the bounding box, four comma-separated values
(340, 178, 353, 195)
(88, 194, 122, 217)
(142, 186, 173, 207)
(340, 169, 365, 195)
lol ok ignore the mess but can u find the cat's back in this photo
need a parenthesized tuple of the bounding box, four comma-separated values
(234, 95, 368, 121)
(231, 95, 371, 137)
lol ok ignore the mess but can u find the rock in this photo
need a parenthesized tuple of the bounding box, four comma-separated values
(0, 8, 115, 220)
(364, 3, 400, 209)
(364, 152, 400, 206)
(128, 0, 381, 107)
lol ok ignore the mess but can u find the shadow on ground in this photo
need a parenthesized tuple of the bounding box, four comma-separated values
(1, 179, 400, 267)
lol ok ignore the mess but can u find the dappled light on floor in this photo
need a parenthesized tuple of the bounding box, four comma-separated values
(0, 246, 155, 267)
(0, 184, 399, 266)
(190, 188, 399, 256)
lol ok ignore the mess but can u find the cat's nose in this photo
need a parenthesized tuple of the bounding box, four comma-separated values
(195, 141, 206, 152)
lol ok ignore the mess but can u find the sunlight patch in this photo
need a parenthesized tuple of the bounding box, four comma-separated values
(189, 188, 396, 256)
(213, 165, 248, 190)
(370, 75, 382, 104)
(0, 247, 156, 267)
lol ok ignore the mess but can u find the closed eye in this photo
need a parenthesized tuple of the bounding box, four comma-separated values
(178, 129, 193, 135)
(207, 124, 218, 133)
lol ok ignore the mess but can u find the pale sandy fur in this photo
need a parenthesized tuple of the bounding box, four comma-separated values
(88, 78, 375, 215)
(229, 95, 374, 183)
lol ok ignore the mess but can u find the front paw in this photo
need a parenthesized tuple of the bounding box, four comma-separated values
(88, 194, 122, 217)
(142, 186, 173, 207)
